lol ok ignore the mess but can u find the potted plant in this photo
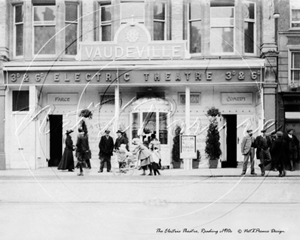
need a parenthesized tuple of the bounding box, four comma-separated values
(171, 126, 183, 169)
(192, 150, 201, 169)
(205, 107, 222, 168)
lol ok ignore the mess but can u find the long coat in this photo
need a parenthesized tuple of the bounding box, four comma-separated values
(255, 135, 271, 159)
(76, 133, 90, 162)
(99, 135, 114, 158)
(114, 136, 129, 151)
(284, 134, 299, 162)
(271, 138, 288, 169)
(240, 135, 255, 155)
(58, 134, 74, 170)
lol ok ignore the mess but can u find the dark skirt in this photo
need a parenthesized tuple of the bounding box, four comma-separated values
(140, 157, 150, 167)
(58, 147, 74, 170)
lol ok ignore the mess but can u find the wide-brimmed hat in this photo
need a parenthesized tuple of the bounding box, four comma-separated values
(104, 129, 110, 134)
(261, 129, 267, 133)
(246, 129, 253, 133)
(116, 129, 123, 134)
(66, 129, 74, 134)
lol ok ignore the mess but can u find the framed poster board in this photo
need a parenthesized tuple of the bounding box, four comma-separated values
(180, 135, 197, 159)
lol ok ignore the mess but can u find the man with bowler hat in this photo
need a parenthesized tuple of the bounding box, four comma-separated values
(98, 129, 114, 173)
(255, 129, 272, 176)
(241, 129, 256, 175)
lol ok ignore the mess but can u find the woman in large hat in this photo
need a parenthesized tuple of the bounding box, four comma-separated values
(58, 129, 75, 172)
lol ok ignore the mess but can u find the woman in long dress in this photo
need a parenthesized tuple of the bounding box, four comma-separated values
(132, 138, 151, 175)
(58, 129, 75, 172)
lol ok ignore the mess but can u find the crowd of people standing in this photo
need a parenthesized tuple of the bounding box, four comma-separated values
(241, 128, 299, 177)
(57, 123, 162, 176)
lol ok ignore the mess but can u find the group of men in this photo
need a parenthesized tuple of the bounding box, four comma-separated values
(98, 129, 128, 173)
(240, 128, 298, 177)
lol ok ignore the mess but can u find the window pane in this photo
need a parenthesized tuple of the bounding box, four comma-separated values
(66, 4, 77, 22)
(244, 22, 254, 53)
(292, 52, 300, 68)
(34, 26, 55, 54)
(292, 23, 300, 28)
(292, 70, 300, 80)
(16, 24, 23, 56)
(243, 2, 254, 19)
(154, 22, 164, 40)
(190, 21, 201, 53)
(159, 113, 168, 144)
(154, 3, 165, 20)
(34, 6, 56, 21)
(101, 5, 111, 21)
(121, 3, 144, 22)
(15, 5, 23, 23)
(211, 18, 234, 26)
(12, 91, 29, 111)
(292, 9, 300, 22)
(102, 25, 111, 41)
(190, 0, 201, 20)
(211, 7, 234, 18)
(143, 112, 156, 134)
(291, 0, 300, 8)
(65, 23, 77, 55)
(132, 113, 140, 139)
(210, 28, 234, 53)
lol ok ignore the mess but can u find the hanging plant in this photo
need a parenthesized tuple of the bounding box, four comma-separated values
(79, 109, 93, 119)
(206, 106, 221, 117)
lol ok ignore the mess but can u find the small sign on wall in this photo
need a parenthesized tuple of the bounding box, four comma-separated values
(221, 93, 253, 105)
(48, 93, 78, 105)
(180, 135, 197, 159)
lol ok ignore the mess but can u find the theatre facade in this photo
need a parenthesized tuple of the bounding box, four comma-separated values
(0, 0, 278, 170)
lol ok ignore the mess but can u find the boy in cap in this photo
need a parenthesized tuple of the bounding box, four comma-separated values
(241, 129, 256, 175)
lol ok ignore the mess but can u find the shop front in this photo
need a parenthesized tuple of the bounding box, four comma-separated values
(3, 59, 266, 170)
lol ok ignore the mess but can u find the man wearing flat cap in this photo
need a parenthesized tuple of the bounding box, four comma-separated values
(255, 129, 272, 176)
(98, 129, 114, 173)
(241, 129, 256, 175)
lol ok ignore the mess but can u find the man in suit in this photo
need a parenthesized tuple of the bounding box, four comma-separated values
(255, 129, 272, 176)
(98, 129, 114, 173)
(241, 129, 256, 176)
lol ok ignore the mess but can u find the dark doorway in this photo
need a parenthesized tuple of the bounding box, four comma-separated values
(222, 114, 237, 168)
(48, 115, 63, 167)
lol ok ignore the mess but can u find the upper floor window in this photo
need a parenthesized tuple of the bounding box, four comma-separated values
(99, 2, 112, 41)
(188, 0, 201, 54)
(120, 0, 144, 24)
(153, 2, 166, 40)
(291, 0, 300, 28)
(210, 1, 235, 54)
(290, 51, 300, 85)
(33, 4, 56, 55)
(65, 2, 78, 55)
(14, 4, 24, 57)
(243, 2, 255, 54)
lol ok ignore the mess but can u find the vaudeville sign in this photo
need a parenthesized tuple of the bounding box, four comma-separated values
(180, 135, 197, 159)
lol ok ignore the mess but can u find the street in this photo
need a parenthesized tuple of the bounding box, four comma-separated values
(0, 167, 299, 240)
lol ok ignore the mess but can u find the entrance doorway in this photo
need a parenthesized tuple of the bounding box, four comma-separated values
(48, 115, 63, 167)
(222, 115, 237, 168)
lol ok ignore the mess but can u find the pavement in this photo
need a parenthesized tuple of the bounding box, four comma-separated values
(0, 161, 299, 180)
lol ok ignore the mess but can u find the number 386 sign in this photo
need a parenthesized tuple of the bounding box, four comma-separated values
(180, 135, 197, 159)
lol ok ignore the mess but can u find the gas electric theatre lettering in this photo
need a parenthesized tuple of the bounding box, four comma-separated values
(8, 70, 261, 84)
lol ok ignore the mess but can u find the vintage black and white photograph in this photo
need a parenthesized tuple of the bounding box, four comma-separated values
(0, 0, 299, 239)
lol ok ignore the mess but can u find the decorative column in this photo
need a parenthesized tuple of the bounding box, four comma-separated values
(184, 85, 192, 170)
